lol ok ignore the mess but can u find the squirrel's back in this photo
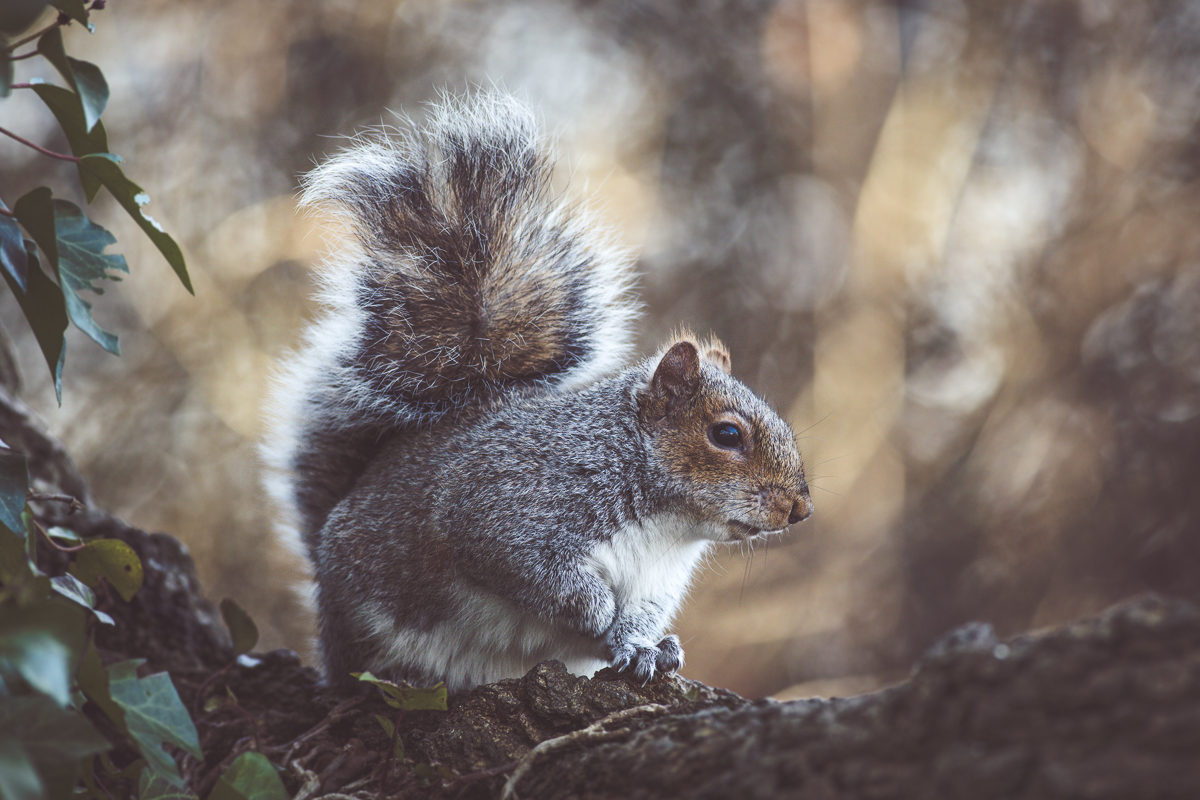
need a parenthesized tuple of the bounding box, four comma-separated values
(263, 94, 639, 555)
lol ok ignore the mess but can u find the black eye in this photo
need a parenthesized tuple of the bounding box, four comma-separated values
(710, 423, 743, 449)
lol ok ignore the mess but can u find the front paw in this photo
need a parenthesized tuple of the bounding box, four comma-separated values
(609, 635, 684, 684)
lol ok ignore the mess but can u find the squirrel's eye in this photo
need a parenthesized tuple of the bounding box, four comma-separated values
(710, 423, 743, 449)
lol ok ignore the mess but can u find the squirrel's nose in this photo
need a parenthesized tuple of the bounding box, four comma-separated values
(788, 495, 814, 525)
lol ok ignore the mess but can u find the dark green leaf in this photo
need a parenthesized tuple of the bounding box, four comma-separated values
(30, 84, 108, 201)
(0, 736, 42, 800)
(36, 29, 108, 132)
(0, 39, 11, 100)
(77, 154, 192, 293)
(0, 695, 110, 800)
(50, 575, 114, 625)
(0, 447, 28, 537)
(52, 200, 126, 354)
(0, 598, 85, 706)
(208, 752, 288, 800)
(0, 1, 47, 36)
(77, 641, 127, 738)
(218, 599, 258, 658)
(138, 767, 197, 800)
(47, 0, 88, 27)
(108, 660, 201, 787)
(0, 518, 34, 582)
(68, 539, 143, 601)
(1, 242, 66, 402)
(13, 187, 57, 274)
(0, 201, 28, 290)
(66, 59, 106, 131)
(354, 672, 448, 711)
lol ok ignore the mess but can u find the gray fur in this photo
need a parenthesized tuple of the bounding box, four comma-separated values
(266, 94, 812, 692)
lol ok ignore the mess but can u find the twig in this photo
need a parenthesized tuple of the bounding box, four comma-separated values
(268, 695, 366, 763)
(501, 704, 670, 800)
(0, 208, 13, 218)
(29, 491, 86, 513)
(0, 126, 81, 163)
(8, 50, 39, 61)
(193, 661, 235, 716)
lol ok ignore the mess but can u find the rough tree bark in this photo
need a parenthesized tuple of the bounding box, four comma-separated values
(5, 392, 1199, 799)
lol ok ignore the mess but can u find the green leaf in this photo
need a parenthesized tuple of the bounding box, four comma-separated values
(0, 736, 42, 800)
(50, 575, 114, 625)
(78, 154, 192, 294)
(1, 242, 66, 402)
(36, 29, 108, 132)
(218, 599, 258, 658)
(0, 447, 28, 537)
(0, 1, 47, 37)
(0, 695, 109, 800)
(30, 84, 108, 201)
(354, 672, 448, 711)
(47, 0, 88, 28)
(13, 187, 57, 274)
(207, 752, 288, 800)
(0, 598, 85, 707)
(107, 660, 201, 787)
(53, 199, 126, 354)
(35, 29, 107, 132)
(0, 520, 33, 582)
(138, 767, 197, 800)
(0, 202, 29, 290)
(46, 526, 81, 544)
(69, 539, 143, 602)
(77, 641, 127, 738)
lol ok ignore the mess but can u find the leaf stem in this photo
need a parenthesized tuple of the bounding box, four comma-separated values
(0, 208, 13, 218)
(8, 50, 40, 61)
(36, 520, 86, 552)
(5, 21, 62, 52)
(0, 126, 81, 163)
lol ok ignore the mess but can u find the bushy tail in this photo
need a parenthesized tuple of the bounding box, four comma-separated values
(264, 93, 639, 554)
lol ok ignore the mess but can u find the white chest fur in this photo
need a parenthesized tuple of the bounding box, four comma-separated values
(361, 515, 710, 692)
(588, 514, 711, 614)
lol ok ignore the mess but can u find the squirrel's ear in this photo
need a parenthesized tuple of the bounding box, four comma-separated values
(643, 340, 701, 421)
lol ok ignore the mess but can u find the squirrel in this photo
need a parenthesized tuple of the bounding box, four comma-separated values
(263, 93, 813, 693)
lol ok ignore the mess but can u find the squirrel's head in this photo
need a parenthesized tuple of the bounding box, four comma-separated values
(636, 333, 813, 542)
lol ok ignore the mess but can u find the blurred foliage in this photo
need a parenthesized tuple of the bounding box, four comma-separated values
(1, 0, 1199, 701)
(1, 1, 191, 402)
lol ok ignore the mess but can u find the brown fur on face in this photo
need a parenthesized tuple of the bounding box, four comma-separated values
(637, 333, 812, 540)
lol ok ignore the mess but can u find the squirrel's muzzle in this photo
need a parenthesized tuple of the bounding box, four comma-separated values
(788, 495, 814, 525)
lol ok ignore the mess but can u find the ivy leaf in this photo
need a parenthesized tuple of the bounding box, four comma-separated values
(0, 598, 85, 707)
(68, 539, 143, 602)
(0, 737, 42, 800)
(1, 242, 66, 402)
(0, 2, 47, 37)
(78, 154, 192, 294)
(0, 446, 28, 537)
(218, 598, 259, 658)
(30, 84, 109, 201)
(138, 768, 197, 800)
(107, 660, 202, 788)
(0, 695, 109, 800)
(53, 199, 127, 354)
(77, 641, 128, 739)
(13, 187, 57, 274)
(50, 574, 114, 625)
(354, 672, 448, 711)
(37, 28, 108, 131)
(208, 752, 289, 800)
(47, 0, 89, 28)
(0, 201, 28, 290)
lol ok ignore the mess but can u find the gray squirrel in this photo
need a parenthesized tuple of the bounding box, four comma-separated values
(263, 94, 813, 693)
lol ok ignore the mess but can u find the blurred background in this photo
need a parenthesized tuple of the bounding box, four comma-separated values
(2, 0, 1199, 699)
